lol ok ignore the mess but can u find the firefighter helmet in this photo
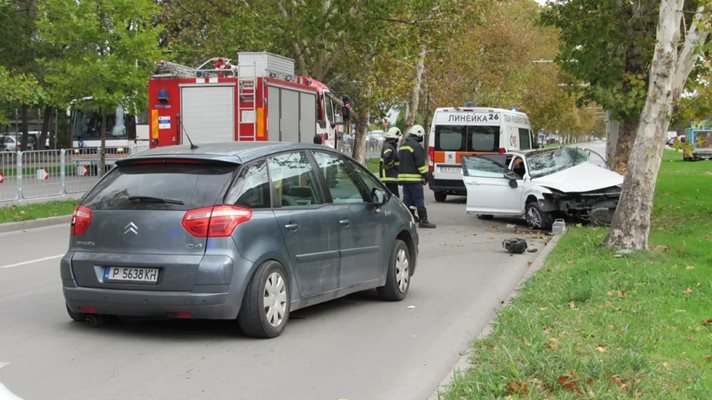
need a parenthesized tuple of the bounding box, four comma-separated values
(385, 127, 402, 139)
(407, 124, 425, 138)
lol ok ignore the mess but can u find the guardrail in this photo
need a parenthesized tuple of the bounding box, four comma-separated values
(0, 145, 148, 204)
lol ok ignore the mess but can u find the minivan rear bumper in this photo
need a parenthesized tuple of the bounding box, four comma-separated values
(63, 286, 237, 319)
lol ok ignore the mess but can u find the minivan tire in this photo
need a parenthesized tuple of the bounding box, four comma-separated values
(434, 192, 447, 202)
(238, 260, 290, 338)
(377, 240, 411, 301)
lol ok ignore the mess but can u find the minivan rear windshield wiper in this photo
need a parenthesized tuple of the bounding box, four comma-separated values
(128, 196, 184, 205)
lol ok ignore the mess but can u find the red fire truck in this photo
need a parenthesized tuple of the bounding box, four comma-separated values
(148, 52, 343, 148)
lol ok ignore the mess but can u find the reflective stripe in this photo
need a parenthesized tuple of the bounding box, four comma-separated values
(381, 177, 398, 182)
(418, 166, 428, 173)
(398, 173, 423, 182)
(383, 148, 392, 154)
(399, 146, 414, 152)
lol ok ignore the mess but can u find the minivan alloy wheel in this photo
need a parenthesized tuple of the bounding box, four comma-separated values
(377, 239, 411, 301)
(394, 247, 409, 293)
(264, 272, 287, 327)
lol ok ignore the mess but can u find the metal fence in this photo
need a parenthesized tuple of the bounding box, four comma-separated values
(1, 138, 383, 204)
(0, 145, 148, 204)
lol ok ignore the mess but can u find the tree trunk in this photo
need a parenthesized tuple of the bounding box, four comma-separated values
(20, 105, 29, 151)
(351, 111, 369, 164)
(605, 0, 682, 251)
(611, 120, 638, 175)
(40, 106, 52, 150)
(100, 112, 107, 176)
(406, 47, 427, 129)
(605, 111, 619, 169)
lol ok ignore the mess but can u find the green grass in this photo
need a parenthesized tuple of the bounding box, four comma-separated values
(366, 158, 379, 174)
(0, 200, 79, 223)
(441, 150, 712, 399)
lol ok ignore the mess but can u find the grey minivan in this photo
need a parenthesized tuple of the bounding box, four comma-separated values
(61, 142, 419, 338)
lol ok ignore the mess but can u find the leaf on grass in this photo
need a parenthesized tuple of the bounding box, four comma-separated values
(506, 380, 529, 395)
(683, 288, 693, 296)
(607, 290, 626, 299)
(686, 265, 695, 270)
(545, 337, 559, 349)
(596, 345, 606, 353)
(704, 355, 712, 363)
(703, 319, 712, 326)
(557, 371, 578, 392)
(611, 375, 628, 391)
(568, 301, 576, 309)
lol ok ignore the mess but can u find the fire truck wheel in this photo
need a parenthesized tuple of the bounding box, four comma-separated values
(238, 260, 290, 338)
(377, 240, 411, 301)
(434, 192, 447, 202)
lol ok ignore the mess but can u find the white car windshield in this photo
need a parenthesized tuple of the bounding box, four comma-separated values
(527, 147, 590, 179)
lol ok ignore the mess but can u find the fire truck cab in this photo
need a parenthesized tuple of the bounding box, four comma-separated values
(148, 52, 342, 148)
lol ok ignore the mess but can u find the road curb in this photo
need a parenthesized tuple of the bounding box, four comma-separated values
(428, 233, 562, 400)
(0, 215, 71, 233)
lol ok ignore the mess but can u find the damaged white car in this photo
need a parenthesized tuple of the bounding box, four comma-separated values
(461, 147, 624, 229)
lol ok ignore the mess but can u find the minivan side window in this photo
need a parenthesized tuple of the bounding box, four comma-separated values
(226, 160, 271, 209)
(311, 151, 366, 204)
(268, 151, 323, 207)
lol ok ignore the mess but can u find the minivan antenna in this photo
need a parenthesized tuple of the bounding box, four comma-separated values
(179, 115, 199, 150)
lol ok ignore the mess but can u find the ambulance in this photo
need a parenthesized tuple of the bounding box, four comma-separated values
(427, 107, 534, 202)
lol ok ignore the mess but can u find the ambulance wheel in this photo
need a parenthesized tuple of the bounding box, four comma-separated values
(378, 240, 411, 301)
(525, 202, 553, 230)
(434, 192, 447, 202)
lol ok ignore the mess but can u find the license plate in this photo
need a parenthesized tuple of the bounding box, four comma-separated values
(439, 166, 461, 174)
(104, 266, 159, 283)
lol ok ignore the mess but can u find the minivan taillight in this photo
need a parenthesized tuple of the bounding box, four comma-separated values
(498, 148, 507, 154)
(70, 206, 92, 236)
(182, 205, 252, 237)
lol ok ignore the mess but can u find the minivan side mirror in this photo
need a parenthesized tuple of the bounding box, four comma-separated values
(371, 188, 387, 205)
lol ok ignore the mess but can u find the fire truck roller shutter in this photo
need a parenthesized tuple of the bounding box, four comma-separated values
(300, 92, 317, 141)
(281, 90, 299, 143)
(180, 85, 235, 144)
(268, 86, 280, 140)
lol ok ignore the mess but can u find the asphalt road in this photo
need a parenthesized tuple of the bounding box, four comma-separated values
(0, 189, 553, 400)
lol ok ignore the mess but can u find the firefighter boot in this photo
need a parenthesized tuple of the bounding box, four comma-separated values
(417, 207, 436, 229)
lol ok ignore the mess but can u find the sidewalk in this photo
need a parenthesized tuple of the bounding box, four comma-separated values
(0, 215, 71, 234)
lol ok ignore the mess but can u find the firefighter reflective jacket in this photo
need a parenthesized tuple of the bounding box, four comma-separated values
(379, 141, 399, 182)
(397, 136, 428, 183)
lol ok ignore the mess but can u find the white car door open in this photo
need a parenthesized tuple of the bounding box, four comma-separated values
(461, 155, 523, 215)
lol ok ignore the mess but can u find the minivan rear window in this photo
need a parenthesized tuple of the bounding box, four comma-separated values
(82, 163, 237, 210)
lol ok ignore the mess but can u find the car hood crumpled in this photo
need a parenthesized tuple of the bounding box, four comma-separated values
(532, 162, 624, 193)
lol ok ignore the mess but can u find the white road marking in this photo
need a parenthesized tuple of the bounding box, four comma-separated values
(0, 254, 63, 269)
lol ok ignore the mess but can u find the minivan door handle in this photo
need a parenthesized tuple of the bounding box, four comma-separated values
(284, 223, 299, 231)
(339, 219, 351, 228)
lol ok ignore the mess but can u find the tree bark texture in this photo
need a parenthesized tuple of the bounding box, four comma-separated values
(351, 110, 369, 165)
(612, 120, 639, 175)
(605, 111, 619, 170)
(605, 0, 681, 251)
(406, 47, 427, 129)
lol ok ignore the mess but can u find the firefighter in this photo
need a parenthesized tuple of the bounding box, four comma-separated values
(398, 125, 436, 229)
(379, 127, 401, 198)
